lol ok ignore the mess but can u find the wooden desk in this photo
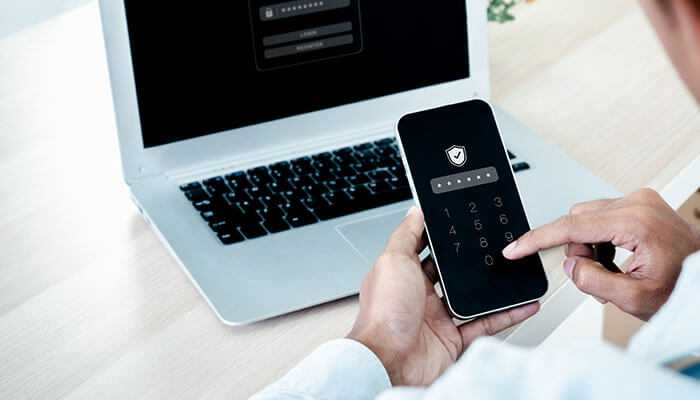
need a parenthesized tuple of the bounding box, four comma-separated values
(1, 1, 698, 398)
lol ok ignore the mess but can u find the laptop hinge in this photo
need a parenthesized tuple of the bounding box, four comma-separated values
(164, 121, 395, 182)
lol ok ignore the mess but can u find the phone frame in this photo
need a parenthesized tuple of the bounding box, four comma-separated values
(394, 99, 548, 320)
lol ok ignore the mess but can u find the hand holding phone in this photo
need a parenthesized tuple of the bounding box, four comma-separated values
(396, 99, 548, 320)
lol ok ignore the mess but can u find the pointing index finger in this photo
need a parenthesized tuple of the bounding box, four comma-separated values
(502, 212, 627, 260)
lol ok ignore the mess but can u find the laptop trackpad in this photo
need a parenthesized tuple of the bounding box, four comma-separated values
(336, 208, 409, 264)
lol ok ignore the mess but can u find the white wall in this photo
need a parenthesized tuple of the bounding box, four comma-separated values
(0, 0, 90, 38)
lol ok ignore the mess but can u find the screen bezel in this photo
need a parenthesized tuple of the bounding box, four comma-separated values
(99, 0, 490, 183)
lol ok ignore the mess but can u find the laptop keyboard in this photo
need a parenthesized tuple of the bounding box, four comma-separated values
(179, 137, 531, 245)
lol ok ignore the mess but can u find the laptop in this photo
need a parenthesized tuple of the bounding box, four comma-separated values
(99, 0, 619, 326)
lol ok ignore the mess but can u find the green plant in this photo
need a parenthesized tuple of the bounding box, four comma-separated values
(488, 0, 520, 23)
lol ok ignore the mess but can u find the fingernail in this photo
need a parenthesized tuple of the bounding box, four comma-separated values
(563, 258, 576, 278)
(405, 206, 418, 217)
(502, 241, 518, 257)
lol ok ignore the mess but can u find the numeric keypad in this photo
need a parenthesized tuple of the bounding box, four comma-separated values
(438, 195, 516, 268)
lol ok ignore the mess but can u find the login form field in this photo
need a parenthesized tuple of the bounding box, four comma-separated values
(249, 0, 363, 70)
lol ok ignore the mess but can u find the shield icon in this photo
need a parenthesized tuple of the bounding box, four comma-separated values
(445, 145, 467, 167)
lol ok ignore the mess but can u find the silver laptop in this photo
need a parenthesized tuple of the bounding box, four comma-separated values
(99, 0, 618, 326)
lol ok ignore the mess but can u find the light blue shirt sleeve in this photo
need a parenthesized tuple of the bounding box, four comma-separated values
(250, 338, 391, 400)
(253, 254, 700, 400)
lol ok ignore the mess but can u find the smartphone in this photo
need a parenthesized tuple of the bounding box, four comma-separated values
(396, 99, 548, 320)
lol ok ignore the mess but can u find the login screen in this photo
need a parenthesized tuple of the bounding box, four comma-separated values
(250, 0, 363, 70)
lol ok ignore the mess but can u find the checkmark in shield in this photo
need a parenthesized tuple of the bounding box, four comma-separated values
(445, 145, 467, 167)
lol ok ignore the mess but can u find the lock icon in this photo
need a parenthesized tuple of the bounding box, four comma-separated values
(265, 8, 274, 19)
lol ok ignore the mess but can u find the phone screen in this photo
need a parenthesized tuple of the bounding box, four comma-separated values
(397, 100, 547, 319)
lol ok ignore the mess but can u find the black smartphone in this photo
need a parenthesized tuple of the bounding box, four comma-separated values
(396, 99, 548, 320)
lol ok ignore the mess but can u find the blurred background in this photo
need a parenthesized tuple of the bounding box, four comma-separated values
(0, 0, 89, 38)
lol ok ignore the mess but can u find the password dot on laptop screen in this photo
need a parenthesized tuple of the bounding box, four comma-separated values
(123, 1, 469, 148)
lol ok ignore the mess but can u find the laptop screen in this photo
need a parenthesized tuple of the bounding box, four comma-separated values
(124, 1, 470, 148)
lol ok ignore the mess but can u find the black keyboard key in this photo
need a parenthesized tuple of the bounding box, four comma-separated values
(260, 193, 286, 207)
(389, 145, 401, 159)
(289, 175, 315, 189)
(270, 160, 291, 169)
(311, 160, 333, 172)
(374, 146, 397, 158)
(209, 219, 233, 233)
(180, 182, 202, 192)
(388, 178, 413, 201)
(226, 172, 252, 190)
(218, 231, 245, 245)
(352, 162, 377, 174)
(367, 170, 393, 182)
(204, 177, 230, 197)
(292, 156, 312, 164)
(354, 149, 378, 161)
(280, 189, 304, 203)
(347, 174, 371, 186)
(237, 199, 265, 216)
(279, 199, 308, 215)
(192, 199, 214, 211)
(230, 203, 262, 225)
(367, 180, 393, 195)
(367, 181, 408, 206)
(291, 158, 314, 175)
(302, 183, 327, 198)
(508, 150, 517, 160)
(333, 147, 354, 156)
(270, 162, 293, 179)
(388, 164, 405, 177)
(223, 191, 251, 205)
(200, 210, 217, 222)
(377, 154, 398, 168)
(388, 156, 402, 166)
(512, 162, 531, 172)
(203, 176, 226, 187)
(346, 184, 372, 200)
(185, 188, 209, 202)
(333, 165, 356, 178)
(207, 186, 229, 197)
(263, 216, 291, 233)
(269, 179, 295, 193)
(239, 222, 268, 239)
(300, 197, 320, 212)
(323, 190, 352, 205)
(346, 185, 385, 212)
(354, 143, 374, 151)
(311, 170, 336, 182)
(312, 152, 334, 161)
(318, 186, 382, 219)
(315, 191, 355, 220)
(374, 137, 395, 147)
(258, 206, 284, 221)
(248, 167, 274, 185)
(332, 154, 356, 167)
(248, 185, 272, 199)
(394, 175, 410, 190)
(285, 208, 319, 228)
(325, 179, 350, 192)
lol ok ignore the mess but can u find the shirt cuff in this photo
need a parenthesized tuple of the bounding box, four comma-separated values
(252, 338, 392, 400)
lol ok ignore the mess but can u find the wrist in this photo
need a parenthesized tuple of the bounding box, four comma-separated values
(692, 225, 700, 252)
(347, 327, 402, 385)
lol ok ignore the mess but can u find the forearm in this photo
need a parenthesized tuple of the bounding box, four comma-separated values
(378, 337, 699, 400)
(251, 339, 391, 400)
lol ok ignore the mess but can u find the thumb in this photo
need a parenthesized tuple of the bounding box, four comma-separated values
(385, 206, 426, 256)
(564, 257, 639, 309)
